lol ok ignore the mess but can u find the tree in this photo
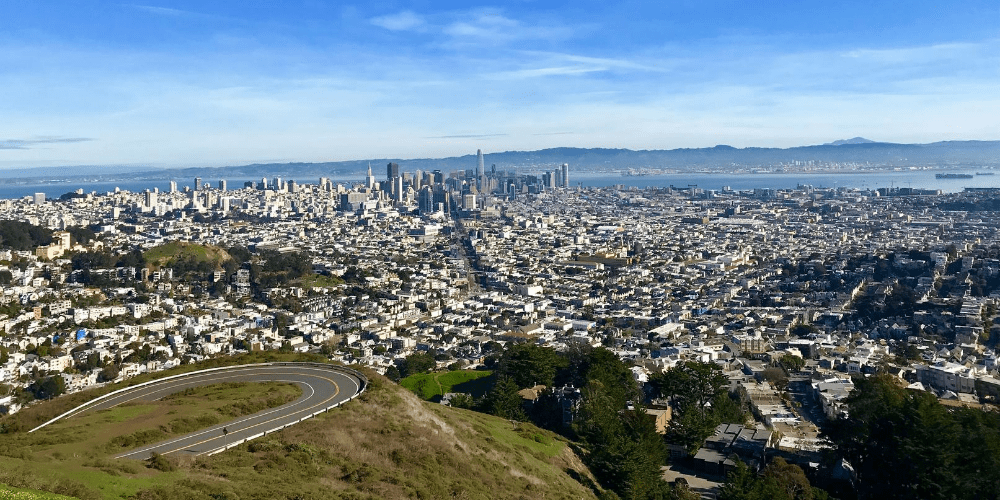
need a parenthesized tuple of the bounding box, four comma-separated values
(482, 376, 526, 421)
(651, 361, 729, 453)
(778, 354, 805, 373)
(448, 393, 475, 409)
(384, 365, 401, 382)
(498, 342, 566, 389)
(790, 323, 818, 337)
(652, 361, 728, 416)
(30, 376, 66, 400)
(400, 352, 436, 378)
(99, 364, 119, 382)
(761, 367, 789, 392)
(763, 458, 813, 500)
(575, 381, 668, 500)
(0, 345, 7, 364)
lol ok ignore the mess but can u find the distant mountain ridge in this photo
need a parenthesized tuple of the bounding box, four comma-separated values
(2, 140, 999, 183)
(824, 137, 876, 146)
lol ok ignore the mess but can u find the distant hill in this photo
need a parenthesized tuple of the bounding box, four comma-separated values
(3, 140, 999, 184)
(824, 137, 876, 146)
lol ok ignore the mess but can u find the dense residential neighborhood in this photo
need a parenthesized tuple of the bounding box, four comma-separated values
(1, 165, 1000, 496)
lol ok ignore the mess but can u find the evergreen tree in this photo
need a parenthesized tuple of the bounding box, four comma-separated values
(482, 376, 527, 421)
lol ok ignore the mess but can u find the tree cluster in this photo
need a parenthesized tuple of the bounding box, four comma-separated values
(720, 458, 829, 500)
(825, 375, 1000, 499)
(0, 220, 52, 250)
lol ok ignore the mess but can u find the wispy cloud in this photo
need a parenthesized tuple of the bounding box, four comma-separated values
(491, 66, 608, 79)
(426, 133, 508, 139)
(129, 4, 189, 17)
(125, 4, 244, 24)
(370, 10, 425, 31)
(0, 137, 94, 150)
(369, 7, 581, 46)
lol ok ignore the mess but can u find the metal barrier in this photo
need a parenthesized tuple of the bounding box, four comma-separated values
(29, 362, 368, 433)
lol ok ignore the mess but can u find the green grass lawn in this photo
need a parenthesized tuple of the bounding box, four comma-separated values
(399, 370, 494, 401)
(297, 273, 345, 289)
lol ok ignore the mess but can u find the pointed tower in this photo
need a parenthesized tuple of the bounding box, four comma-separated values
(366, 162, 376, 189)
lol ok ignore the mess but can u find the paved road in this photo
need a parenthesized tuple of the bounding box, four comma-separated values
(69, 364, 363, 460)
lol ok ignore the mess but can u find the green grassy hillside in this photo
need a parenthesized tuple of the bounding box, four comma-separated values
(0, 357, 601, 500)
(142, 242, 230, 270)
(399, 369, 494, 401)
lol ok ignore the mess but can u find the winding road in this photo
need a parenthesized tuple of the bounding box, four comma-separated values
(31, 363, 366, 460)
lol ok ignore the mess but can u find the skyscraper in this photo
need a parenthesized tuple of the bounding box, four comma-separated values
(218, 180, 227, 191)
(387, 162, 400, 181)
(476, 149, 485, 178)
(366, 163, 377, 189)
(561, 163, 570, 188)
(194, 177, 202, 191)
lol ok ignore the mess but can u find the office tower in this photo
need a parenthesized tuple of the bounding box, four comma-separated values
(33, 193, 45, 205)
(418, 186, 434, 214)
(366, 164, 377, 189)
(561, 163, 569, 188)
(260, 177, 268, 190)
(169, 181, 177, 193)
(273, 177, 282, 191)
(413, 169, 422, 190)
(477, 149, 485, 177)
(144, 190, 157, 208)
(433, 170, 444, 186)
(386, 162, 400, 181)
(393, 176, 404, 202)
(288, 180, 297, 193)
(218, 180, 227, 191)
(433, 188, 449, 212)
(194, 177, 202, 191)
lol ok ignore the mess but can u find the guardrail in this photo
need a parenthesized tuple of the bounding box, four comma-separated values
(29, 362, 368, 433)
(204, 380, 366, 457)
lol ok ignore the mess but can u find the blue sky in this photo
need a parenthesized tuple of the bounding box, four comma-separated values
(1, 1, 998, 168)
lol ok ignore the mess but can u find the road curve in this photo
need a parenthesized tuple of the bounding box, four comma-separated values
(36, 363, 365, 460)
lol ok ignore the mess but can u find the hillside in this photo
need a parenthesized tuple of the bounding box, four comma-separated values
(0, 358, 600, 500)
(142, 242, 230, 271)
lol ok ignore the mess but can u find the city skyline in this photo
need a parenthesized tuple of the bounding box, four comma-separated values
(1, 1, 998, 169)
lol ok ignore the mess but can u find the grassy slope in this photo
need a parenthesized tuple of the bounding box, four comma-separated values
(399, 370, 494, 400)
(142, 242, 230, 270)
(0, 485, 78, 499)
(0, 359, 602, 500)
(0, 382, 301, 500)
